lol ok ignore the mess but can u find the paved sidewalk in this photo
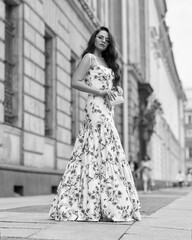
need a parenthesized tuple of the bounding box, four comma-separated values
(0, 187, 191, 240)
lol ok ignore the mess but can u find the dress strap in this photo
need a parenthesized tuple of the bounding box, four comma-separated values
(90, 54, 99, 67)
(89, 53, 92, 67)
(89, 53, 98, 66)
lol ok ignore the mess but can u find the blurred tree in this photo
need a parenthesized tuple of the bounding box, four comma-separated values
(133, 98, 163, 162)
(141, 99, 163, 141)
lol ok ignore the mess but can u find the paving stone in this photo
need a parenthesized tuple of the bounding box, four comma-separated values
(29, 222, 132, 240)
(122, 225, 191, 240)
(0, 205, 50, 213)
(152, 208, 192, 219)
(0, 212, 52, 223)
(132, 217, 192, 230)
(0, 228, 39, 238)
(0, 221, 51, 230)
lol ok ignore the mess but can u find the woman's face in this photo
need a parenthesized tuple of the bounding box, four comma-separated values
(94, 30, 110, 52)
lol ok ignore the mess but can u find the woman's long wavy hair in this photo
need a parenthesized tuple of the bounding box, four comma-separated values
(82, 26, 120, 88)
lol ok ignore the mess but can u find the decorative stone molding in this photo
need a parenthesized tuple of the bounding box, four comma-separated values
(150, 26, 161, 59)
(128, 63, 144, 83)
(78, 0, 99, 26)
(68, 0, 100, 32)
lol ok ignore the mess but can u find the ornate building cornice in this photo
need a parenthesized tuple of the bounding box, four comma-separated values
(128, 63, 144, 83)
(154, 0, 186, 101)
(68, 0, 100, 33)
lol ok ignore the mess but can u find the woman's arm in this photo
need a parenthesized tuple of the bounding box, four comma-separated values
(72, 53, 116, 100)
(72, 54, 103, 96)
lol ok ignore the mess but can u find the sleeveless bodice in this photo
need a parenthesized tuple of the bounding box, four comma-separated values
(84, 65, 114, 91)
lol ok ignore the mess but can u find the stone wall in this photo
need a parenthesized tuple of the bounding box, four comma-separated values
(0, 0, 124, 196)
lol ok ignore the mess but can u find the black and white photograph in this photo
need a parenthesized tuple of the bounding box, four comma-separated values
(0, 0, 192, 239)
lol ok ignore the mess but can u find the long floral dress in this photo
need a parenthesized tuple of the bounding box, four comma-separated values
(49, 54, 141, 222)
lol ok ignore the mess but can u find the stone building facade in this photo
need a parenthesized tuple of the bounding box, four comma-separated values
(184, 89, 192, 174)
(146, 0, 186, 186)
(0, 0, 127, 197)
(0, 0, 185, 196)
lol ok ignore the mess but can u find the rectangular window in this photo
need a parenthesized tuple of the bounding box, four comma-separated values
(186, 129, 192, 138)
(4, 1, 23, 127)
(139, 0, 146, 78)
(189, 148, 192, 158)
(188, 116, 192, 124)
(186, 148, 189, 159)
(71, 54, 79, 145)
(186, 147, 192, 159)
(4, 3, 14, 124)
(44, 27, 56, 137)
(184, 115, 187, 124)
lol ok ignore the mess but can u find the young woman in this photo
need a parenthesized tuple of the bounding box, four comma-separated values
(49, 26, 141, 222)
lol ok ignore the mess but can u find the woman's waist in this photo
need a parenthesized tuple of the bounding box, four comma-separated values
(86, 95, 114, 112)
(85, 78, 113, 90)
(87, 94, 104, 101)
(87, 94, 106, 107)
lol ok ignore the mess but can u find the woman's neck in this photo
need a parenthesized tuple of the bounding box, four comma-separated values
(93, 50, 103, 59)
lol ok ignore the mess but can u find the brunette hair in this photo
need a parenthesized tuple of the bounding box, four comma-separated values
(82, 26, 120, 87)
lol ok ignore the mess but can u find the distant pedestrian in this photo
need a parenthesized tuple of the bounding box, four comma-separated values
(128, 155, 135, 173)
(141, 156, 152, 193)
(48, 26, 141, 222)
(187, 173, 192, 187)
(176, 171, 184, 188)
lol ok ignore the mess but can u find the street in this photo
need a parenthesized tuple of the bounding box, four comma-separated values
(0, 187, 192, 240)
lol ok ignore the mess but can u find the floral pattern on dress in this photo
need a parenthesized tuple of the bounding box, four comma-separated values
(49, 54, 141, 221)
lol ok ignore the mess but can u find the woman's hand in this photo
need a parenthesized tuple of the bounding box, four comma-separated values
(99, 89, 116, 101)
(117, 86, 123, 96)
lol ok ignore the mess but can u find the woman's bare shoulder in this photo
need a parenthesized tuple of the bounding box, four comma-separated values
(81, 53, 96, 68)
